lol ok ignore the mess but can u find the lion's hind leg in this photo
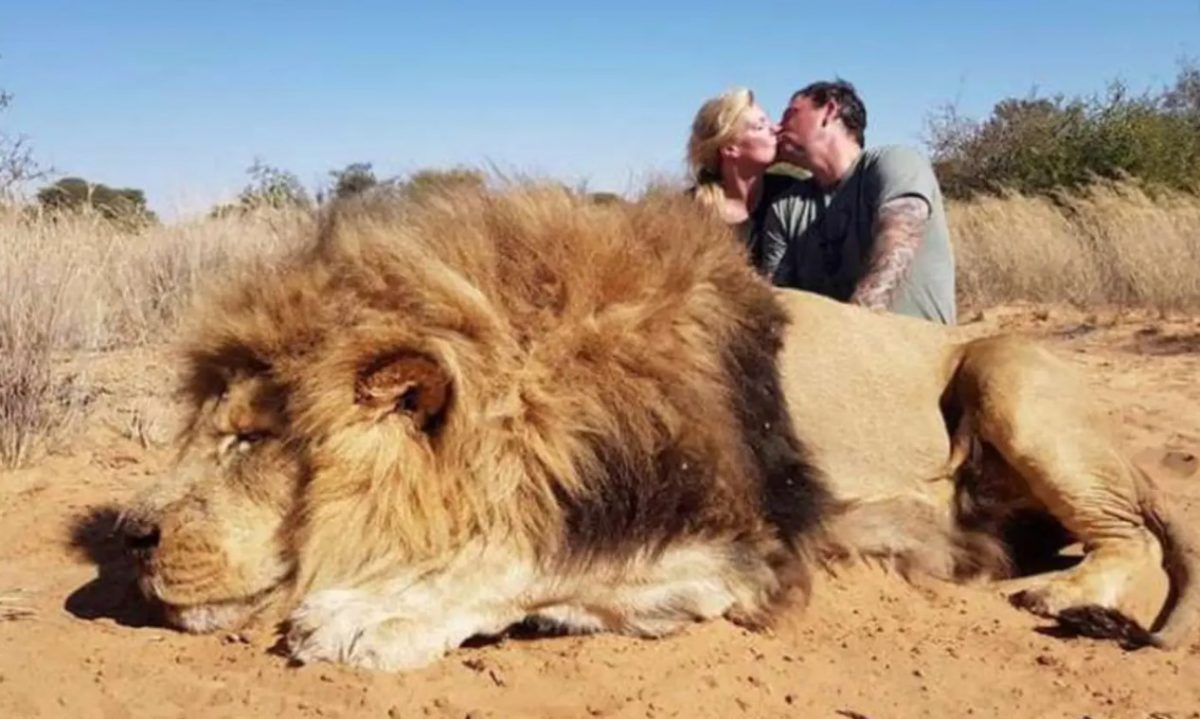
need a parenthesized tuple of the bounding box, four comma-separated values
(956, 335, 1176, 646)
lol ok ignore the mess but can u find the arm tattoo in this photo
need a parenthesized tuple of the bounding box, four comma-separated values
(850, 196, 930, 311)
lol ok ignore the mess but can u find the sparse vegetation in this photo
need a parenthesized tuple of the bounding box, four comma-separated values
(237, 159, 313, 210)
(326, 161, 379, 201)
(4, 59, 1200, 469)
(3, 177, 1197, 468)
(210, 160, 315, 218)
(0, 203, 310, 467)
(949, 180, 1200, 311)
(928, 61, 1200, 198)
(1, 207, 97, 466)
(394, 167, 487, 202)
(0, 83, 50, 201)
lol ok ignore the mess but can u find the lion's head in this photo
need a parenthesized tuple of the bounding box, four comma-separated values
(118, 254, 335, 631)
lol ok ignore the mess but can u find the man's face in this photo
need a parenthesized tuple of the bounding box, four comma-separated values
(777, 95, 828, 167)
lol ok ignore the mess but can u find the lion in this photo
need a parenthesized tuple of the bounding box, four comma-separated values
(117, 184, 1198, 670)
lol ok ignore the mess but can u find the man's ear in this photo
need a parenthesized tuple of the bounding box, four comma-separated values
(355, 352, 451, 432)
(821, 100, 840, 128)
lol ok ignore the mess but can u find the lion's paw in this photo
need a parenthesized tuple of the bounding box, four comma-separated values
(1007, 554, 1166, 641)
(1007, 566, 1126, 619)
(286, 590, 449, 671)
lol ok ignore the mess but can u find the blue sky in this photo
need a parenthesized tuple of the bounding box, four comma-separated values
(3, 0, 1198, 216)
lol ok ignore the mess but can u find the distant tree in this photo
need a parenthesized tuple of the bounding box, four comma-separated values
(36, 176, 156, 226)
(1, 83, 51, 201)
(236, 159, 312, 210)
(327, 162, 378, 201)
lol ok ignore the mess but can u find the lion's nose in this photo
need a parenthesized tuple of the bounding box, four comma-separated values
(121, 516, 162, 555)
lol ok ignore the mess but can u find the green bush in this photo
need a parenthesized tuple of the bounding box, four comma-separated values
(327, 162, 378, 201)
(928, 62, 1200, 198)
(237, 159, 312, 210)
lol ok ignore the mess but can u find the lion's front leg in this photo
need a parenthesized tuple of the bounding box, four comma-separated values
(286, 546, 536, 670)
(287, 589, 518, 670)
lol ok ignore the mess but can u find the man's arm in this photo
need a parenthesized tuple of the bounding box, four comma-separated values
(849, 196, 930, 311)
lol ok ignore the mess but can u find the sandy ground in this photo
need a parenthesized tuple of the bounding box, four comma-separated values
(1, 304, 1198, 719)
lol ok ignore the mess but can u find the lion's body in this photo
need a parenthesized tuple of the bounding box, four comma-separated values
(776, 291, 959, 499)
(777, 290, 1197, 646)
(120, 185, 1198, 670)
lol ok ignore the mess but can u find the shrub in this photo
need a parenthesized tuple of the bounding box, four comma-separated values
(327, 162, 378, 201)
(928, 63, 1200, 198)
(36, 177, 157, 228)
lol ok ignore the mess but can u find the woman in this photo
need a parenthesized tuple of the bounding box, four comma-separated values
(687, 87, 791, 277)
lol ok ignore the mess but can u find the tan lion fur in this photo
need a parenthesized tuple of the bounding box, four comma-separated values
(287, 186, 809, 590)
(119, 182, 1200, 670)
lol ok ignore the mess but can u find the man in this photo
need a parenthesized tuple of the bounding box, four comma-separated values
(763, 80, 956, 324)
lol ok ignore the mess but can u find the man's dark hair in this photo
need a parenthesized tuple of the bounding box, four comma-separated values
(793, 79, 867, 146)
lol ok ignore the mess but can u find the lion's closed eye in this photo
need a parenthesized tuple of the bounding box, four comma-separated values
(218, 431, 273, 456)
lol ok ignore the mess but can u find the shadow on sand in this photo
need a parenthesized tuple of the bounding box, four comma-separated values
(63, 504, 164, 628)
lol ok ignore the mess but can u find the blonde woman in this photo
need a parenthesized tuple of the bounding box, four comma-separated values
(687, 87, 794, 277)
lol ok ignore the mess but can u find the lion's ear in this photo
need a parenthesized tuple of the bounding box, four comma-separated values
(355, 352, 451, 431)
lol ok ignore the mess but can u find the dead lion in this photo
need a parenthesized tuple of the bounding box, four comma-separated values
(118, 185, 1198, 670)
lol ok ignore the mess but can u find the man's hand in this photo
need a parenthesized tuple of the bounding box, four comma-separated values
(849, 196, 929, 311)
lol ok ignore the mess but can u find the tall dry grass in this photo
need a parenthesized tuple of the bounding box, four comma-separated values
(950, 181, 1200, 311)
(1, 180, 1198, 468)
(1, 210, 96, 466)
(0, 205, 310, 467)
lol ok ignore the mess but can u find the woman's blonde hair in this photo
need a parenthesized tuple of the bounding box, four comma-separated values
(687, 87, 756, 210)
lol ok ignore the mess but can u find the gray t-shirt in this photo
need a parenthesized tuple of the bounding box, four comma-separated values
(757, 146, 956, 324)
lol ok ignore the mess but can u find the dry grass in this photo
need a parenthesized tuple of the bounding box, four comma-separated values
(950, 181, 1200, 312)
(0, 590, 35, 621)
(1, 210, 97, 466)
(1, 181, 1198, 468)
(0, 205, 310, 467)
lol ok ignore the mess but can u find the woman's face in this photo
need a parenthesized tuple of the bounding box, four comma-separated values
(726, 103, 779, 167)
